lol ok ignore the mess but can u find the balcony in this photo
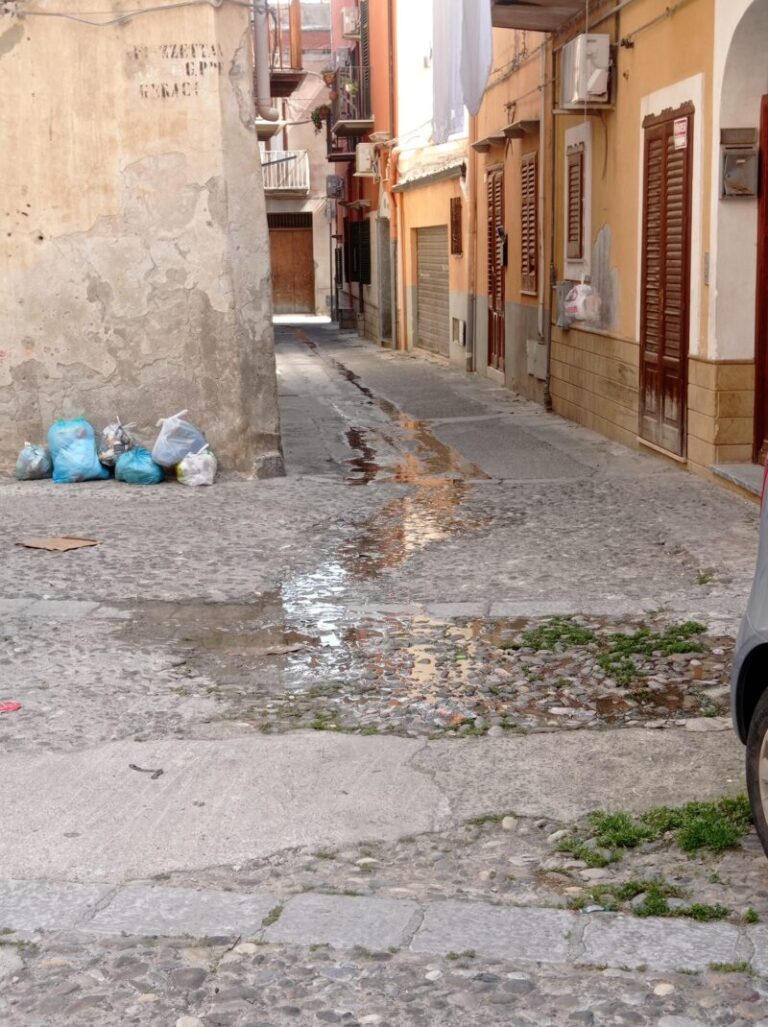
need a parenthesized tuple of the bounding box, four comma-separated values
(254, 111, 285, 142)
(491, 0, 585, 32)
(268, 0, 306, 97)
(331, 66, 374, 138)
(261, 149, 311, 194)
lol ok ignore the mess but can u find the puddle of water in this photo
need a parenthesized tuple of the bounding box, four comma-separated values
(293, 328, 489, 485)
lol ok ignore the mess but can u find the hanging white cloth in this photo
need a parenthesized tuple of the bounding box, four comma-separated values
(432, 0, 464, 144)
(432, 0, 493, 143)
(460, 0, 493, 116)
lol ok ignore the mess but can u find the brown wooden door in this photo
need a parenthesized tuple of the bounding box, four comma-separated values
(487, 168, 505, 372)
(269, 224, 315, 314)
(755, 97, 768, 462)
(639, 104, 694, 457)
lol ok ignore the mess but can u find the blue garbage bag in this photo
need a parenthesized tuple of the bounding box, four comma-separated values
(15, 442, 53, 480)
(115, 447, 164, 485)
(47, 418, 110, 484)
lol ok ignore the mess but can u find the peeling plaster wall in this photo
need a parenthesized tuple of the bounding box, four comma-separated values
(0, 0, 283, 475)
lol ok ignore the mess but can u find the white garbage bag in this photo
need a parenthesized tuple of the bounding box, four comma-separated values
(177, 445, 217, 487)
(152, 410, 207, 468)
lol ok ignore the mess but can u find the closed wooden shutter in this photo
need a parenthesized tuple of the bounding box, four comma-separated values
(416, 226, 450, 357)
(639, 105, 693, 457)
(450, 196, 463, 255)
(521, 153, 537, 294)
(359, 0, 371, 118)
(487, 168, 505, 371)
(566, 147, 584, 260)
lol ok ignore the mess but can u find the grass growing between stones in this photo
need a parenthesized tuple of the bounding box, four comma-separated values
(567, 879, 731, 921)
(261, 904, 284, 928)
(596, 621, 706, 685)
(710, 961, 752, 973)
(557, 796, 752, 866)
(500, 617, 707, 687)
(505, 618, 596, 652)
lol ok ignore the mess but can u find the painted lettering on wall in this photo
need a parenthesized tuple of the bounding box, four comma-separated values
(129, 43, 224, 99)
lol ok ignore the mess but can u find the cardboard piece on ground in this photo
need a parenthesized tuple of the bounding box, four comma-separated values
(17, 537, 100, 552)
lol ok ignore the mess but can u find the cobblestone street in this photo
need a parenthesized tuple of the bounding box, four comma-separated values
(1, 324, 767, 1025)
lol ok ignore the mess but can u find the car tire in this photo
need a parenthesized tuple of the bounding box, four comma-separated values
(746, 688, 768, 857)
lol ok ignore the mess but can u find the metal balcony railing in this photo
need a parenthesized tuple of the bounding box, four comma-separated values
(261, 149, 311, 193)
(332, 65, 372, 126)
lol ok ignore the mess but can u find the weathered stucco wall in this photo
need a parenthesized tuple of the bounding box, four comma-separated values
(0, 0, 283, 475)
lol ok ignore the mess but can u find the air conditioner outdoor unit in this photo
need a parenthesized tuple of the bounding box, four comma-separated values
(341, 6, 360, 38)
(560, 33, 611, 108)
(355, 142, 376, 177)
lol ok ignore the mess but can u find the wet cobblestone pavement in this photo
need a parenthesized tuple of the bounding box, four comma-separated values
(0, 325, 765, 1025)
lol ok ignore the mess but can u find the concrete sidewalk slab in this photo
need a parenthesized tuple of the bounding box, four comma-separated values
(0, 881, 109, 931)
(579, 914, 740, 972)
(0, 731, 742, 883)
(265, 893, 419, 950)
(87, 886, 278, 938)
(411, 901, 574, 963)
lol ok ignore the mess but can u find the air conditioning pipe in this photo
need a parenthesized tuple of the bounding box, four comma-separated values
(253, 1, 279, 122)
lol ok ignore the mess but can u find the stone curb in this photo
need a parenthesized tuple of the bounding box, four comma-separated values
(0, 881, 759, 972)
(0, 597, 736, 624)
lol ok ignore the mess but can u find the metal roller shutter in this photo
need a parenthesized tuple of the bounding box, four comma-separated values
(416, 226, 450, 357)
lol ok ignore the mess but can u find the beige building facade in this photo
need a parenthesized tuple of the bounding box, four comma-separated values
(0, 0, 282, 475)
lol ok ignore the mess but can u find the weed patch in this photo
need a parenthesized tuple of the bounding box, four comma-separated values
(512, 618, 596, 652)
(558, 796, 751, 866)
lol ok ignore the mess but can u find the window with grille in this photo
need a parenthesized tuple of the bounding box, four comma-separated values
(521, 152, 537, 295)
(449, 197, 463, 255)
(566, 145, 584, 260)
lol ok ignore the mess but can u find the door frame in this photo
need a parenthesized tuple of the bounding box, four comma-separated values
(638, 101, 694, 458)
(754, 96, 768, 462)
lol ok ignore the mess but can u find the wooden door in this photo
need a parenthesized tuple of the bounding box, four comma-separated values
(639, 104, 694, 457)
(268, 216, 315, 314)
(487, 168, 505, 372)
(755, 97, 768, 462)
(416, 226, 450, 356)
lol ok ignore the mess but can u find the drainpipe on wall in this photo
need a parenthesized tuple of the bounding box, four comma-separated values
(253, 0, 280, 122)
(466, 113, 479, 373)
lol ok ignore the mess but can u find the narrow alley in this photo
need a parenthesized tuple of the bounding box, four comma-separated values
(0, 328, 765, 1025)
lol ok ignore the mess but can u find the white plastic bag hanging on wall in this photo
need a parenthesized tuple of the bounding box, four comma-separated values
(564, 281, 601, 324)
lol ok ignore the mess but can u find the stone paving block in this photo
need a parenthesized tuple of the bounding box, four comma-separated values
(0, 599, 34, 617)
(265, 893, 419, 951)
(410, 901, 574, 963)
(88, 886, 278, 938)
(0, 880, 109, 932)
(424, 603, 488, 618)
(25, 600, 100, 620)
(749, 925, 768, 974)
(580, 914, 740, 972)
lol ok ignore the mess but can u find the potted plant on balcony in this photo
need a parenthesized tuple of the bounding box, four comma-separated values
(310, 104, 331, 134)
(321, 66, 336, 87)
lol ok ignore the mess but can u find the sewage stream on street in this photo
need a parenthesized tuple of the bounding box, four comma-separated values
(120, 332, 733, 740)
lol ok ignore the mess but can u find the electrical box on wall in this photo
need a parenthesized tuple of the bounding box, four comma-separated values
(721, 147, 759, 198)
(560, 34, 611, 109)
(341, 6, 360, 39)
(354, 143, 376, 177)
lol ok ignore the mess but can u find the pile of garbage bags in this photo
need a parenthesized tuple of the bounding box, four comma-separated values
(14, 411, 217, 487)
